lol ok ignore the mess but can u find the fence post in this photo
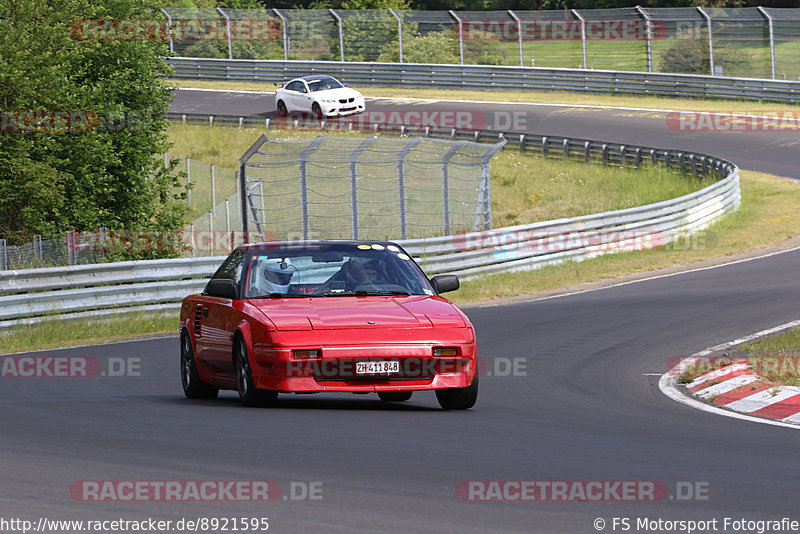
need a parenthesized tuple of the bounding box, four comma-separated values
(442, 142, 467, 236)
(449, 11, 464, 65)
(349, 138, 376, 239)
(757, 7, 776, 80)
(225, 199, 231, 251)
(572, 10, 588, 69)
(0, 239, 6, 271)
(273, 9, 289, 61)
(509, 10, 523, 67)
(696, 7, 715, 76)
(66, 231, 75, 266)
(389, 9, 403, 63)
(186, 157, 191, 207)
(330, 9, 345, 62)
(211, 164, 216, 208)
(189, 223, 195, 257)
(208, 210, 214, 254)
(298, 136, 327, 240)
(160, 9, 174, 56)
(216, 8, 233, 60)
(34, 235, 42, 262)
(635, 6, 653, 73)
(396, 138, 422, 240)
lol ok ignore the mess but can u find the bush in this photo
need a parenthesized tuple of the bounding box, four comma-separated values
(658, 38, 751, 75)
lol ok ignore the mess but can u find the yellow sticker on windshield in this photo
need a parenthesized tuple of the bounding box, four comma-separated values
(357, 244, 371, 250)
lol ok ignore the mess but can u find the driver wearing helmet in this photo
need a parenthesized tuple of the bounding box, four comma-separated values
(261, 258, 296, 294)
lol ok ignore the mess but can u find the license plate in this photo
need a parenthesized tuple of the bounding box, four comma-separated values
(356, 361, 399, 375)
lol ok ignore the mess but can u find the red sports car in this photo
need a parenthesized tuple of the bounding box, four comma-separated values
(179, 241, 478, 410)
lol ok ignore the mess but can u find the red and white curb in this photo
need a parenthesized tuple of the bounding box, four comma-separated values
(660, 318, 800, 430)
(686, 360, 800, 424)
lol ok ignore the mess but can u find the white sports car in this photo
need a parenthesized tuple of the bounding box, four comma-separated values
(274, 75, 366, 119)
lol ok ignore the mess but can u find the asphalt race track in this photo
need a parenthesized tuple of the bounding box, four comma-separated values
(2, 90, 800, 533)
(171, 89, 800, 179)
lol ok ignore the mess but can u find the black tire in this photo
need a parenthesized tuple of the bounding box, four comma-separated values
(181, 332, 219, 400)
(311, 102, 323, 120)
(378, 391, 413, 402)
(435, 373, 478, 410)
(276, 100, 287, 116)
(234, 336, 277, 407)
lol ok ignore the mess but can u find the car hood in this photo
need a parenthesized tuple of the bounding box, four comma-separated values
(314, 87, 360, 100)
(251, 295, 466, 331)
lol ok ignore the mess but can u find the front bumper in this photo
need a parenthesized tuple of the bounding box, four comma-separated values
(321, 101, 366, 117)
(251, 330, 475, 393)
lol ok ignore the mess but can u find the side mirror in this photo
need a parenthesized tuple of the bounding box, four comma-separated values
(205, 278, 239, 300)
(430, 275, 459, 294)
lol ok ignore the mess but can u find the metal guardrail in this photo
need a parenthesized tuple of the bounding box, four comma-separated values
(0, 122, 739, 328)
(167, 57, 800, 104)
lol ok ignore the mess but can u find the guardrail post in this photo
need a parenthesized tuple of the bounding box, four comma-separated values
(584, 141, 591, 163)
(541, 136, 548, 158)
(635, 6, 653, 73)
(330, 9, 345, 62)
(696, 8, 715, 76)
(572, 10, 588, 69)
(216, 8, 233, 60)
(273, 9, 289, 61)
(757, 7, 777, 80)
(0, 239, 7, 271)
(449, 11, 464, 65)
(508, 10, 523, 67)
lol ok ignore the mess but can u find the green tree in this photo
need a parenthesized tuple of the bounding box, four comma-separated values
(0, 0, 188, 254)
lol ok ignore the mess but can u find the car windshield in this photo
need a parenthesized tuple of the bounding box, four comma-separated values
(244, 243, 433, 298)
(307, 78, 344, 92)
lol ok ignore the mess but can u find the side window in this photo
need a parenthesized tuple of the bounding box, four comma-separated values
(210, 248, 247, 284)
(287, 81, 305, 92)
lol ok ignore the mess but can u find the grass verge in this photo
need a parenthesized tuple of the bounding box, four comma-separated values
(169, 78, 800, 114)
(739, 330, 800, 386)
(0, 313, 177, 355)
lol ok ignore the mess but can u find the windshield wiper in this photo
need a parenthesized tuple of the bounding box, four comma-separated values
(266, 293, 308, 298)
(321, 290, 411, 297)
